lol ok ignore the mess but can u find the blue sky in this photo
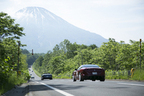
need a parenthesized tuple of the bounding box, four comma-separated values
(0, 0, 144, 43)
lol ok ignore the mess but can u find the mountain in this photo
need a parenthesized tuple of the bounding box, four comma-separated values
(15, 7, 108, 53)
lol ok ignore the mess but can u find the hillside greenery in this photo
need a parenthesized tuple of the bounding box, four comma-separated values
(0, 12, 30, 95)
(33, 39, 144, 80)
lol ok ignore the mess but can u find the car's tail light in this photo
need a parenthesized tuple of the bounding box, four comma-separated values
(101, 69, 105, 75)
(81, 70, 86, 76)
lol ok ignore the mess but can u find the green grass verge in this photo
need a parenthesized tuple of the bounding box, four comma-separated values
(0, 71, 30, 95)
(53, 74, 72, 79)
(105, 69, 144, 81)
(32, 66, 41, 77)
(130, 69, 144, 81)
(105, 70, 130, 80)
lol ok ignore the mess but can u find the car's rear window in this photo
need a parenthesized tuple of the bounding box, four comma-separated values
(47, 75, 51, 76)
(43, 74, 52, 76)
(83, 65, 99, 68)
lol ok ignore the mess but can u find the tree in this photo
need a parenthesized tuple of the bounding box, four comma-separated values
(89, 44, 98, 49)
(0, 12, 25, 69)
(0, 12, 25, 41)
(34, 56, 44, 67)
(21, 49, 30, 54)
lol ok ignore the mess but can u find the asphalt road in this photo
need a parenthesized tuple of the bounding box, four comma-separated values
(28, 67, 144, 96)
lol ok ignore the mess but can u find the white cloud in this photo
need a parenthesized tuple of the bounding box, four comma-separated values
(83, 0, 140, 7)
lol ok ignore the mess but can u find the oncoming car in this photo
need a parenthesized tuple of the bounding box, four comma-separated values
(72, 64, 105, 82)
(41, 74, 52, 80)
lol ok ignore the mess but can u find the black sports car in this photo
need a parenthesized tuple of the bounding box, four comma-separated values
(41, 74, 52, 80)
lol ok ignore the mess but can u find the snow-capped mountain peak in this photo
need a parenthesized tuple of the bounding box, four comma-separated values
(15, 7, 66, 25)
(15, 7, 108, 53)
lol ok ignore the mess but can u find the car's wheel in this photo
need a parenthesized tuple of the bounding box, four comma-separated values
(73, 76, 76, 82)
(79, 73, 84, 81)
(100, 76, 105, 82)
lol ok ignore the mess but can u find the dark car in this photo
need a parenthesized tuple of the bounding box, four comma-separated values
(41, 74, 52, 80)
(31, 76, 34, 79)
(72, 64, 105, 82)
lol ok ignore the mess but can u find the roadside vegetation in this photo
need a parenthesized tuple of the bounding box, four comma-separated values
(0, 12, 30, 95)
(130, 69, 144, 81)
(105, 68, 144, 81)
(32, 39, 144, 81)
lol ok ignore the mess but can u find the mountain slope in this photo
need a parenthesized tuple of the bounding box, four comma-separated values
(15, 7, 108, 53)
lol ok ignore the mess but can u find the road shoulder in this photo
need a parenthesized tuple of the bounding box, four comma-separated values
(1, 82, 29, 96)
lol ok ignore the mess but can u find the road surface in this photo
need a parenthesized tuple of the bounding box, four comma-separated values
(28, 67, 144, 96)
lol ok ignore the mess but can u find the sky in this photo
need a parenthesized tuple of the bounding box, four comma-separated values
(0, 0, 144, 43)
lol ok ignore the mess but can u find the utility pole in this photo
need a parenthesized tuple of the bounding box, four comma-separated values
(140, 39, 142, 71)
(137, 53, 138, 68)
(17, 41, 20, 76)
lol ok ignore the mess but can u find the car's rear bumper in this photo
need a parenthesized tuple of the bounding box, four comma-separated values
(41, 76, 52, 79)
(83, 75, 104, 80)
(43, 77, 52, 79)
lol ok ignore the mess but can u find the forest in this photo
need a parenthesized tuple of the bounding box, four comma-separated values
(32, 39, 144, 80)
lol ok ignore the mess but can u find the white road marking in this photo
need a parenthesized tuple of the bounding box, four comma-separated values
(118, 83, 144, 87)
(36, 82, 74, 96)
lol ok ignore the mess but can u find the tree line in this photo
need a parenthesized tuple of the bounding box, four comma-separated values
(33, 39, 144, 76)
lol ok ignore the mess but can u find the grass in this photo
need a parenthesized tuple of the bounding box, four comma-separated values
(130, 69, 144, 81)
(53, 74, 72, 79)
(0, 71, 30, 95)
(32, 66, 41, 77)
(105, 70, 130, 80)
